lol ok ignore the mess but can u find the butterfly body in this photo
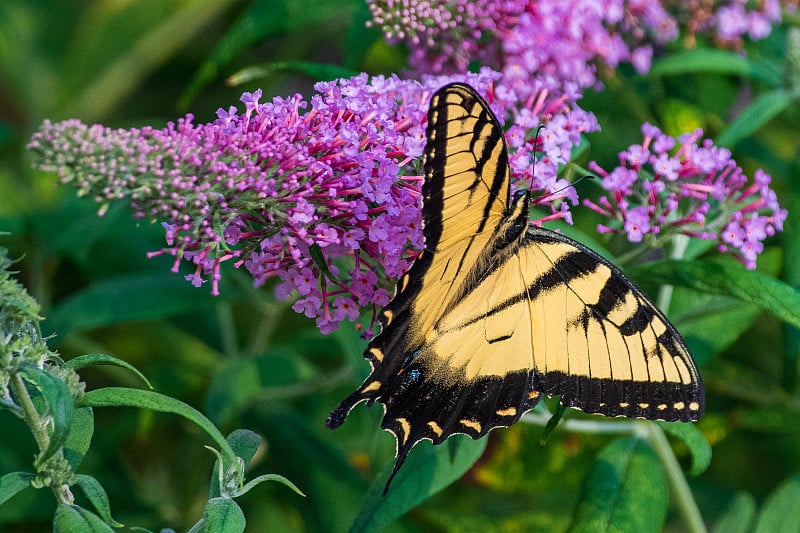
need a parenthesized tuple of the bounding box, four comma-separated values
(327, 83, 703, 493)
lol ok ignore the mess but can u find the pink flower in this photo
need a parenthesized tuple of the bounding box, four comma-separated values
(585, 123, 785, 268)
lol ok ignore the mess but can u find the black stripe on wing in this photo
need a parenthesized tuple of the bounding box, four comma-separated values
(526, 227, 704, 421)
(422, 83, 510, 253)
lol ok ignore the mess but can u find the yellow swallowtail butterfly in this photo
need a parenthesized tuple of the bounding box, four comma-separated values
(326, 83, 704, 493)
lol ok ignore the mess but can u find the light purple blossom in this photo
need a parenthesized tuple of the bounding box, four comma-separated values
(624, 206, 652, 243)
(585, 123, 786, 269)
(333, 297, 360, 322)
(367, 0, 790, 90)
(366, 0, 525, 74)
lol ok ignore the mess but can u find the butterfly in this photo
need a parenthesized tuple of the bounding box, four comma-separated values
(326, 82, 704, 494)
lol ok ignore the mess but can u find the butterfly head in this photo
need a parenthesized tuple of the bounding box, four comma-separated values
(490, 188, 531, 255)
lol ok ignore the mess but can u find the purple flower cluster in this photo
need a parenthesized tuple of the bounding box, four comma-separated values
(28, 69, 598, 333)
(585, 123, 786, 269)
(368, 0, 789, 89)
(667, 0, 784, 45)
(367, 0, 526, 74)
(498, 0, 675, 92)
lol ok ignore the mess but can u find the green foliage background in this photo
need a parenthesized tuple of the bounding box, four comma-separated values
(1, 0, 800, 531)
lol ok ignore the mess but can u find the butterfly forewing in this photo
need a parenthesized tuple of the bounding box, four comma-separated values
(326, 82, 704, 495)
(417, 84, 511, 330)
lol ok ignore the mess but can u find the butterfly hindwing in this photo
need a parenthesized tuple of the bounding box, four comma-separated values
(326, 82, 704, 494)
(517, 227, 703, 420)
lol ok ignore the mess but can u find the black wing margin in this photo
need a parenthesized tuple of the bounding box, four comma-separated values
(518, 227, 704, 422)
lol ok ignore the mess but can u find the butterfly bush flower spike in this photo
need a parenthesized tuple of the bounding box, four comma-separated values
(28, 70, 597, 333)
(584, 123, 786, 269)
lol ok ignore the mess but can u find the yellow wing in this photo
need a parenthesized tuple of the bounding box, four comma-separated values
(431, 227, 703, 419)
(326, 83, 704, 495)
(405, 82, 510, 337)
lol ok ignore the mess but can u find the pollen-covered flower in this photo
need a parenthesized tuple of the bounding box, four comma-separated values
(28, 69, 598, 333)
(584, 123, 786, 268)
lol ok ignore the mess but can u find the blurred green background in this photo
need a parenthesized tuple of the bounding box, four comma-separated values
(2, 0, 800, 531)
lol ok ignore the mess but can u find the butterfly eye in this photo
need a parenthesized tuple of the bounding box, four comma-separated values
(512, 189, 528, 203)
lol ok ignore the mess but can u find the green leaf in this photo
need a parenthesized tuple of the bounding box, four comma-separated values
(754, 473, 800, 533)
(359, 38, 409, 74)
(781, 193, 800, 391)
(226, 429, 262, 469)
(44, 273, 220, 338)
(61, 0, 237, 121)
(716, 89, 793, 147)
(74, 474, 123, 528)
(656, 421, 711, 476)
(329, 316, 372, 369)
(206, 351, 314, 425)
(632, 259, 800, 329)
(656, 99, 704, 138)
(540, 403, 568, 444)
(80, 387, 237, 466)
(665, 249, 781, 363)
(712, 492, 757, 533)
(65, 353, 152, 389)
(227, 61, 359, 86)
(569, 437, 667, 533)
(63, 407, 94, 470)
(210, 429, 262, 498)
(650, 49, 780, 84)
(180, 0, 357, 108)
(19, 365, 74, 465)
(704, 359, 791, 411)
(0, 472, 33, 506)
(351, 437, 487, 533)
(53, 504, 114, 533)
(200, 497, 246, 533)
(309, 242, 339, 282)
(671, 289, 762, 364)
(343, 0, 381, 69)
(238, 474, 305, 498)
(735, 406, 800, 433)
(253, 409, 367, 531)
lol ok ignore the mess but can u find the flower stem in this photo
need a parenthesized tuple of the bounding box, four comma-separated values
(9, 372, 75, 505)
(11, 373, 50, 452)
(644, 422, 707, 533)
(523, 413, 706, 532)
(657, 233, 689, 311)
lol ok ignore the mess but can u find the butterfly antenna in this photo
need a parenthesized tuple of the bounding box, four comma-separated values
(527, 124, 547, 193)
(536, 174, 595, 205)
(529, 125, 597, 203)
